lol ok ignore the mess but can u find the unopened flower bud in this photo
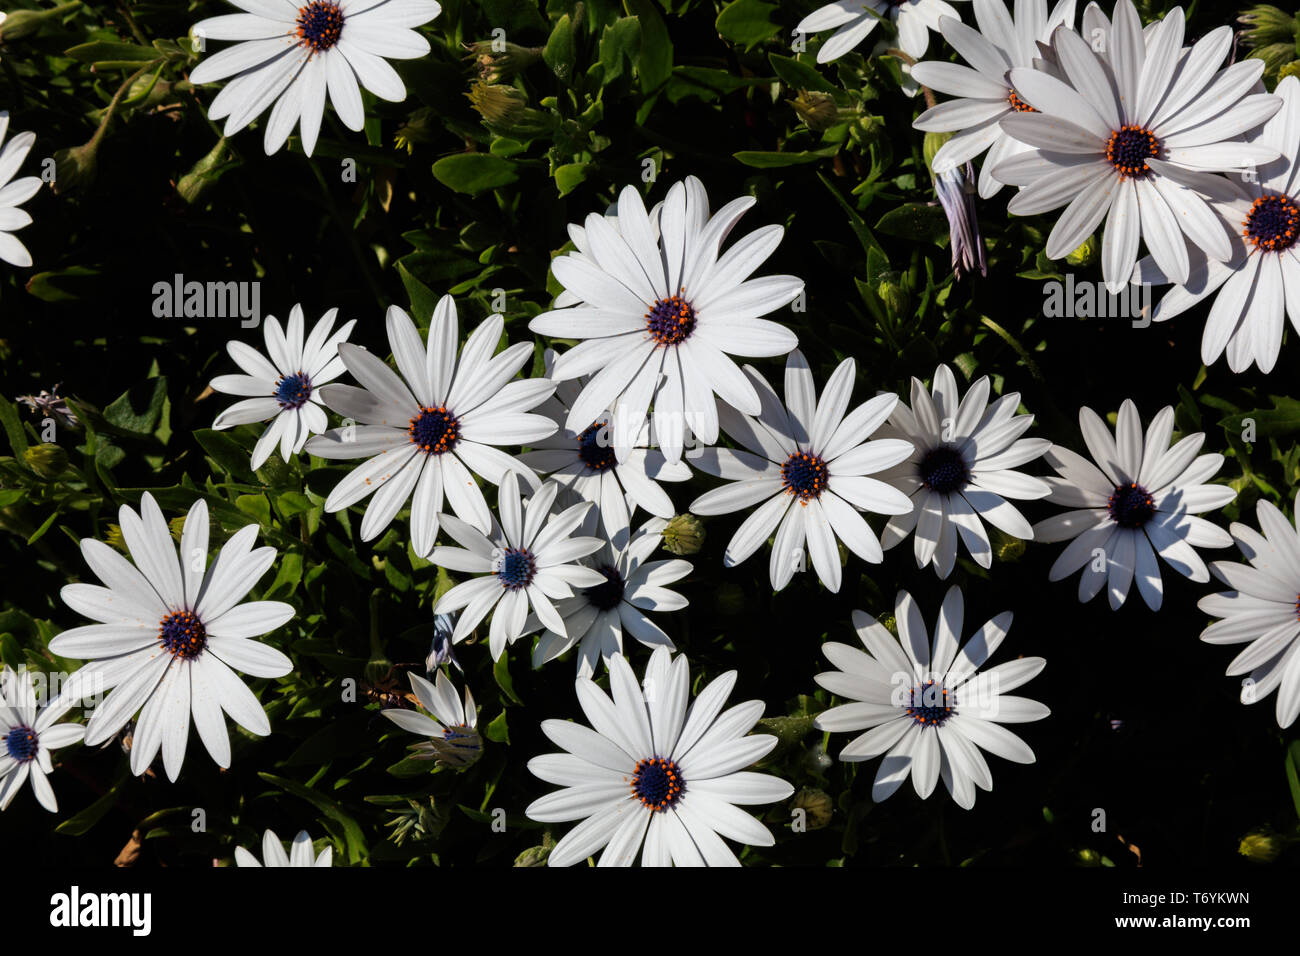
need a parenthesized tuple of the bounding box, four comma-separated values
(23, 443, 68, 479)
(923, 131, 954, 173)
(51, 140, 99, 195)
(789, 90, 840, 131)
(177, 137, 234, 205)
(791, 788, 833, 829)
(661, 513, 705, 556)
(1066, 234, 1099, 267)
(467, 81, 527, 129)
(466, 40, 543, 83)
(1238, 830, 1282, 863)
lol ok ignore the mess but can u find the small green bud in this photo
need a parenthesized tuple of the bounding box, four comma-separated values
(1279, 59, 1300, 81)
(394, 107, 437, 153)
(791, 788, 833, 829)
(23, 443, 68, 479)
(0, 3, 81, 43)
(1238, 830, 1282, 863)
(661, 513, 705, 556)
(789, 90, 840, 132)
(1238, 5, 1297, 48)
(992, 529, 1026, 562)
(104, 523, 128, 553)
(923, 130, 954, 173)
(467, 81, 527, 129)
(1075, 847, 1103, 867)
(513, 832, 555, 867)
(1066, 234, 1099, 267)
(876, 273, 909, 317)
(177, 137, 234, 205)
(466, 40, 544, 84)
(51, 140, 99, 195)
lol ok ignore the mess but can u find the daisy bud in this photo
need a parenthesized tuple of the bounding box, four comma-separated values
(661, 513, 705, 555)
(0, 3, 79, 43)
(1238, 830, 1283, 863)
(466, 81, 527, 129)
(177, 137, 233, 205)
(466, 40, 543, 84)
(22, 443, 67, 479)
(394, 107, 437, 153)
(1281, 61, 1300, 82)
(791, 788, 833, 829)
(51, 140, 98, 196)
(876, 274, 909, 317)
(993, 529, 1027, 562)
(513, 835, 555, 867)
(104, 523, 128, 553)
(1066, 235, 1099, 267)
(789, 90, 840, 131)
(922, 131, 953, 173)
(1075, 848, 1104, 866)
(1238, 5, 1298, 48)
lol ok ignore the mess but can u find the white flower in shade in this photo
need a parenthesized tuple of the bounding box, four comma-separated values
(529, 176, 803, 467)
(431, 472, 606, 659)
(1132, 76, 1300, 374)
(0, 668, 84, 813)
(525, 516, 692, 677)
(814, 587, 1047, 808)
(381, 669, 481, 767)
(796, 0, 966, 63)
(993, 0, 1282, 291)
(875, 364, 1051, 579)
(526, 648, 793, 866)
(911, 0, 1078, 198)
(519, 351, 692, 546)
(1033, 400, 1235, 610)
(304, 297, 556, 557)
(1198, 494, 1300, 728)
(48, 493, 294, 781)
(210, 304, 356, 470)
(688, 350, 914, 593)
(189, 0, 442, 156)
(0, 111, 39, 267)
(235, 829, 333, 867)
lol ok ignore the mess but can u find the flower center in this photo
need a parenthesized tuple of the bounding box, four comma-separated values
(583, 564, 625, 611)
(1105, 125, 1160, 179)
(919, 445, 969, 494)
(158, 609, 207, 660)
(408, 405, 461, 455)
(1107, 481, 1155, 529)
(630, 756, 685, 812)
(495, 547, 536, 590)
(273, 371, 312, 410)
(295, 1, 344, 52)
(1243, 194, 1300, 252)
(645, 292, 697, 346)
(3, 725, 38, 762)
(1006, 89, 1035, 113)
(906, 680, 954, 726)
(577, 420, 616, 471)
(782, 451, 828, 501)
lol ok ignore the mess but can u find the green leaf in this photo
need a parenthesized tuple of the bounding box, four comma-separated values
(543, 13, 576, 83)
(432, 153, 519, 195)
(65, 40, 161, 65)
(554, 162, 590, 197)
(24, 266, 100, 303)
(715, 0, 782, 50)
(194, 428, 256, 482)
(733, 145, 839, 168)
(0, 399, 29, 458)
(875, 202, 949, 241)
(258, 772, 368, 864)
(493, 652, 523, 706)
(485, 710, 510, 744)
(103, 377, 168, 435)
(768, 53, 837, 93)
(1219, 396, 1300, 439)
(625, 0, 673, 93)
(398, 261, 440, 322)
(1286, 741, 1300, 823)
(54, 768, 131, 836)
(597, 17, 641, 82)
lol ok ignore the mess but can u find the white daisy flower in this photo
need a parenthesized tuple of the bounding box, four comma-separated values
(688, 350, 914, 593)
(381, 669, 482, 767)
(529, 175, 803, 467)
(1198, 493, 1300, 729)
(49, 493, 294, 781)
(1033, 399, 1235, 610)
(210, 304, 356, 470)
(524, 515, 692, 677)
(0, 111, 40, 267)
(797, 0, 968, 63)
(304, 296, 556, 557)
(189, 0, 442, 156)
(814, 587, 1048, 808)
(431, 472, 606, 659)
(526, 648, 793, 866)
(1132, 75, 1300, 374)
(876, 364, 1051, 579)
(911, 0, 1078, 197)
(0, 667, 84, 813)
(994, 0, 1282, 291)
(519, 350, 692, 547)
(235, 829, 333, 867)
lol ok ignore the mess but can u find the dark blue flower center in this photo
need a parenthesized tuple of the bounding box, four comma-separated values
(906, 680, 954, 726)
(496, 547, 536, 590)
(919, 445, 969, 494)
(408, 405, 461, 455)
(577, 420, 616, 471)
(274, 371, 312, 410)
(1105, 125, 1160, 179)
(1108, 481, 1155, 528)
(631, 756, 684, 812)
(4, 725, 38, 762)
(296, 1, 345, 52)
(645, 293, 696, 346)
(583, 564, 625, 610)
(159, 610, 207, 660)
(782, 451, 828, 500)
(1244, 194, 1300, 252)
